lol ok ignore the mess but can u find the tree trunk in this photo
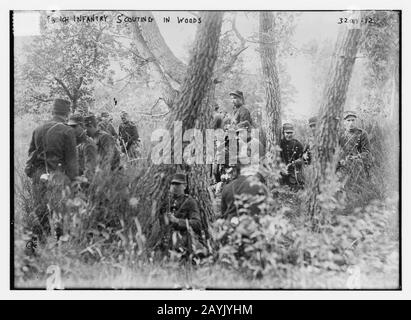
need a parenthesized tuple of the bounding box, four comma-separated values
(131, 16, 179, 108)
(136, 11, 187, 85)
(136, 12, 224, 247)
(259, 12, 282, 155)
(132, 11, 247, 111)
(307, 21, 362, 224)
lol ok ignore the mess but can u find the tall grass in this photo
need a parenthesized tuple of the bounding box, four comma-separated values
(13, 112, 399, 289)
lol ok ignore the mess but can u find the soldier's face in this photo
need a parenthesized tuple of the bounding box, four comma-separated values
(344, 117, 356, 131)
(121, 114, 129, 123)
(284, 131, 294, 141)
(170, 182, 186, 195)
(231, 96, 243, 107)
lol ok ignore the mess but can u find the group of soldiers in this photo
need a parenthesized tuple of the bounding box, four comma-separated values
(24, 90, 372, 259)
(25, 99, 140, 241)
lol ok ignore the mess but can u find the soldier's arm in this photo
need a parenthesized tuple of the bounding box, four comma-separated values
(64, 128, 79, 180)
(172, 199, 202, 233)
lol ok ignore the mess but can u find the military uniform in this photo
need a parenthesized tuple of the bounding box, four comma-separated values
(229, 90, 254, 129)
(94, 130, 121, 171)
(158, 194, 204, 255)
(25, 99, 78, 240)
(280, 137, 304, 188)
(337, 127, 371, 176)
(27, 117, 79, 180)
(221, 174, 267, 219)
(77, 136, 98, 181)
(98, 120, 118, 139)
(119, 120, 140, 158)
(232, 105, 253, 129)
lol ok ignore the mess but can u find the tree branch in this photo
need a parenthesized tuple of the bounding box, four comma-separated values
(54, 77, 73, 101)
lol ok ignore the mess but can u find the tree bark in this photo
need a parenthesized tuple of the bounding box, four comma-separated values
(136, 11, 187, 85)
(135, 12, 224, 247)
(307, 21, 362, 224)
(259, 12, 282, 154)
(131, 15, 179, 108)
(132, 11, 247, 111)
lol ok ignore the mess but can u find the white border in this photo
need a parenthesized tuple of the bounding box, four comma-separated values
(2, 0, 409, 300)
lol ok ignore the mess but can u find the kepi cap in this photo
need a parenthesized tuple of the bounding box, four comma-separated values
(53, 99, 71, 116)
(344, 111, 357, 120)
(283, 123, 294, 132)
(171, 173, 187, 184)
(229, 90, 244, 100)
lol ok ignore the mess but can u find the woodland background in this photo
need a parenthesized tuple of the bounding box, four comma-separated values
(13, 10, 400, 288)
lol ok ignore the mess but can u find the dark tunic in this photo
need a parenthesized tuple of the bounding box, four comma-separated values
(338, 128, 371, 161)
(77, 137, 97, 180)
(232, 105, 253, 129)
(94, 130, 120, 171)
(98, 120, 118, 139)
(221, 175, 268, 218)
(280, 138, 304, 187)
(119, 121, 139, 150)
(159, 194, 203, 252)
(27, 116, 79, 180)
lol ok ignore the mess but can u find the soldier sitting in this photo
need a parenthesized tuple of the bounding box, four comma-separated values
(156, 173, 206, 260)
(337, 111, 371, 178)
(280, 123, 305, 190)
(119, 111, 140, 159)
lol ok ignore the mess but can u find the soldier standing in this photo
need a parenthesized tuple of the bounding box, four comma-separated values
(303, 116, 317, 165)
(229, 90, 254, 130)
(25, 98, 78, 240)
(84, 114, 120, 171)
(98, 111, 118, 139)
(67, 114, 97, 183)
(156, 173, 205, 260)
(280, 123, 304, 189)
(338, 111, 371, 178)
(119, 111, 140, 159)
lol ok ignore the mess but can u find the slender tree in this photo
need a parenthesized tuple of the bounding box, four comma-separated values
(307, 16, 363, 223)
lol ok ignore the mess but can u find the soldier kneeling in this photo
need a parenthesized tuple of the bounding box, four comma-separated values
(156, 173, 207, 263)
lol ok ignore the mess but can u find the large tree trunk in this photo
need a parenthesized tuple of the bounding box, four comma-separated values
(135, 12, 223, 247)
(131, 14, 179, 108)
(259, 12, 282, 154)
(136, 11, 187, 85)
(307, 20, 362, 224)
(132, 11, 247, 111)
